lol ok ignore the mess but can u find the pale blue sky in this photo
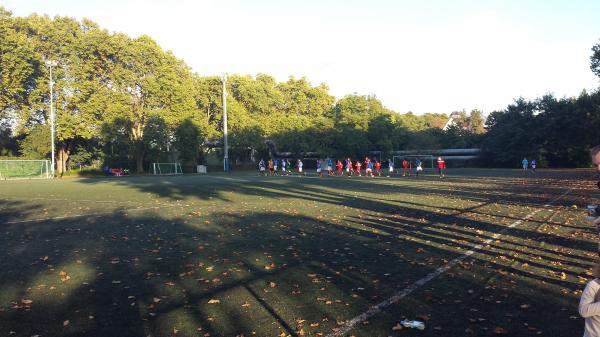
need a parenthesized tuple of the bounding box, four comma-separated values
(3, 0, 600, 114)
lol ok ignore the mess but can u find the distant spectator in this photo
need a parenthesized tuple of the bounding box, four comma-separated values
(531, 159, 537, 172)
(522, 157, 529, 170)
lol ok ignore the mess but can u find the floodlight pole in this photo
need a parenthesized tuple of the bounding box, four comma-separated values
(222, 73, 229, 172)
(46, 60, 57, 177)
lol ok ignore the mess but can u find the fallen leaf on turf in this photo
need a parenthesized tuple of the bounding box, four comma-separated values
(392, 323, 403, 331)
(269, 281, 277, 288)
(21, 299, 33, 305)
(59, 271, 70, 282)
(493, 326, 508, 334)
(207, 299, 220, 304)
(520, 304, 530, 309)
(241, 302, 251, 307)
(560, 272, 567, 280)
(63, 320, 70, 327)
(417, 313, 431, 321)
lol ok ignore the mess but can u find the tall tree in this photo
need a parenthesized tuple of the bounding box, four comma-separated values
(591, 39, 600, 78)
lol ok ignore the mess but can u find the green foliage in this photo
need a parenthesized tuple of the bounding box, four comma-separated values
(592, 39, 600, 78)
(174, 118, 202, 168)
(142, 115, 170, 164)
(18, 123, 50, 159)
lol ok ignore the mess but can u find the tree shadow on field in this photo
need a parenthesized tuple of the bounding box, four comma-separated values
(0, 198, 450, 337)
(1, 168, 596, 337)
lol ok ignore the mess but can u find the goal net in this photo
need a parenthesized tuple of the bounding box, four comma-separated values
(0, 160, 51, 180)
(152, 162, 183, 175)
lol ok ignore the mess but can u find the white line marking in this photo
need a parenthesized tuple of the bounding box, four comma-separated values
(4, 203, 181, 225)
(326, 187, 573, 337)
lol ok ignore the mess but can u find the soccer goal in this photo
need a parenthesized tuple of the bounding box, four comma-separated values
(0, 160, 51, 180)
(152, 162, 183, 175)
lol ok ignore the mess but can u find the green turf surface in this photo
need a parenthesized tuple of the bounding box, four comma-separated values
(0, 169, 598, 337)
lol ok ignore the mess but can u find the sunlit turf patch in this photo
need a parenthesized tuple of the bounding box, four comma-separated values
(0, 169, 597, 336)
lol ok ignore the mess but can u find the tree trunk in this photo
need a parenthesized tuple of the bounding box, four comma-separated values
(57, 144, 70, 176)
(135, 141, 144, 173)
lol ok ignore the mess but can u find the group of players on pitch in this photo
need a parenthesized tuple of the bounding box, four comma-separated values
(258, 157, 447, 178)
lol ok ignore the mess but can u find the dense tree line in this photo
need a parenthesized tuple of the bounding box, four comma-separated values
(0, 9, 599, 172)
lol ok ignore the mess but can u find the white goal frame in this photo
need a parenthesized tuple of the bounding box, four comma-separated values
(0, 160, 51, 180)
(152, 162, 183, 175)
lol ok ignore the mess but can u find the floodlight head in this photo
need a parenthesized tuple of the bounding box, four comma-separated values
(45, 60, 58, 67)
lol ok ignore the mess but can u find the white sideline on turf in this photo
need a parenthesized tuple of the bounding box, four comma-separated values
(325, 187, 574, 337)
(4, 203, 180, 224)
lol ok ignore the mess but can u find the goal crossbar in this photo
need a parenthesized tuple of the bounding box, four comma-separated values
(152, 162, 183, 175)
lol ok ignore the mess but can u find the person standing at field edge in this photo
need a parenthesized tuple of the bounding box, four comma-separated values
(522, 157, 529, 170)
(531, 159, 537, 172)
(577, 146, 600, 337)
(437, 156, 446, 178)
(580, 265, 600, 337)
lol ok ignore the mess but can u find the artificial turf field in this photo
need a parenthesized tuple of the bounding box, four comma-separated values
(0, 168, 598, 337)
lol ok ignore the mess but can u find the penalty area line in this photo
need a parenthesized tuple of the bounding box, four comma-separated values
(325, 187, 573, 337)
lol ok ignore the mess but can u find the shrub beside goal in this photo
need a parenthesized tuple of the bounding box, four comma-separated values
(0, 160, 51, 180)
(151, 162, 183, 175)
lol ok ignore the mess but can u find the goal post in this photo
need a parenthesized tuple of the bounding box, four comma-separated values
(0, 160, 51, 180)
(152, 162, 183, 175)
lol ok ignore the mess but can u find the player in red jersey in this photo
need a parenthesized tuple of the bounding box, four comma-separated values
(437, 156, 446, 178)
(355, 160, 362, 176)
(336, 159, 343, 176)
(375, 160, 381, 176)
(402, 159, 409, 176)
